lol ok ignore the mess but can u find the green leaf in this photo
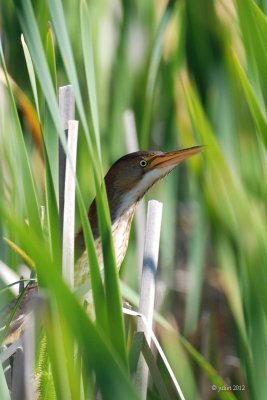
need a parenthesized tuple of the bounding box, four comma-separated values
(141, 1, 177, 148)
(15, 0, 128, 366)
(95, 182, 128, 367)
(80, 0, 101, 157)
(44, 23, 59, 199)
(235, 0, 267, 96)
(0, 202, 139, 400)
(75, 190, 108, 332)
(43, 144, 61, 269)
(21, 34, 40, 118)
(0, 41, 42, 237)
(47, 0, 96, 161)
(230, 51, 267, 148)
(184, 195, 206, 336)
(46, 24, 57, 91)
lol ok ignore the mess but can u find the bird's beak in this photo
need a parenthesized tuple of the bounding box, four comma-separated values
(149, 145, 205, 169)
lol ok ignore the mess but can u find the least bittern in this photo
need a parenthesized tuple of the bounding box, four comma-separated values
(1, 146, 204, 344)
(75, 146, 204, 292)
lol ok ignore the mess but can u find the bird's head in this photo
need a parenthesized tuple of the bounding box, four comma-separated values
(105, 145, 205, 219)
(76, 145, 205, 256)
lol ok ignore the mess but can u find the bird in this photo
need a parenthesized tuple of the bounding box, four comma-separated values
(1, 145, 204, 345)
(74, 145, 204, 294)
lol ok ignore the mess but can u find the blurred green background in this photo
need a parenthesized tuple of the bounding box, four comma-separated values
(1, 0, 267, 399)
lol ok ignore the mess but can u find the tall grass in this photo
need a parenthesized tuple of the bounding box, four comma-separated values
(1, 0, 267, 399)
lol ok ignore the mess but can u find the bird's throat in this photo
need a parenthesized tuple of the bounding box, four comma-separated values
(110, 203, 136, 268)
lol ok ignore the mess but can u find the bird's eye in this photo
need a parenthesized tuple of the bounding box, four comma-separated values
(140, 159, 147, 168)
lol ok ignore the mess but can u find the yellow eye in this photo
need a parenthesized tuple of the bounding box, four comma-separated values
(140, 159, 147, 168)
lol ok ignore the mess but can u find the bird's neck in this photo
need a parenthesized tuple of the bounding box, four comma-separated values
(88, 193, 138, 240)
(75, 187, 139, 262)
(85, 195, 137, 269)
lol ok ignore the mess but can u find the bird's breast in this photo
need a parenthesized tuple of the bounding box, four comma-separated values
(75, 204, 136, 291)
